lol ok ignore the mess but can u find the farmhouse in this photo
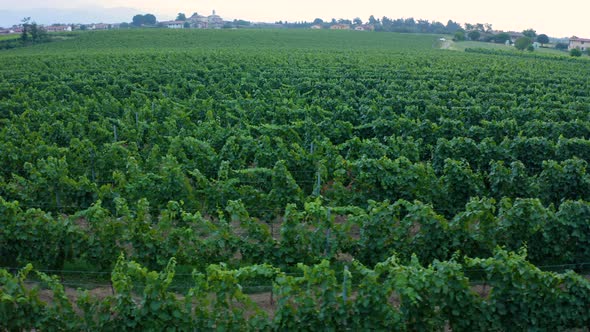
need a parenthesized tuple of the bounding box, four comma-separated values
(188, 10, 224, 29)
(311, 25, 322, 30)
(354, 25, 374, 31)
(161, 21, 185, 29)
(189, 13, 208, 28)
(44, 25, 72, 32)
(87, 24, 110, 30)
(569, 37, 590, 51)
(208, 10, 224, 29)
(330, 24, 350, 30)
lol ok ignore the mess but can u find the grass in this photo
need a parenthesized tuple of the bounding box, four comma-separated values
(0, 34, 19, 41)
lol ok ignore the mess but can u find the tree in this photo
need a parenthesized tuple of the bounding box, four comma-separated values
(184, 22, 191, 28)
(144, 14, 156, 25)
(368, 15, 378, 25)
(536, 34, 549, 46)
(132, 14, 157, 26)
(570, 48, 582, 57)
(493, 32, 511, 44)
(20, 17, 30, 42)
(353, 17, 362, 25)
(176, 13, 186, 21)
(453, 30, 466, 41)
(522, 29, 536, 38)
(29, 23, 48, 43)
(555, 42, 568, 50)
(527, 44, 535, 52)
(313, 18, 323, 25)
(515, 36, 532, 50)
(19, 17, 48, 44)
(468, 30, 481, 41)
(446, 20, 461, 33)
(132, 14, 144, 26)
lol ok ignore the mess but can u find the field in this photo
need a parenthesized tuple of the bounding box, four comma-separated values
(0, 34, 19, 41)
(2, 29, 590, 329)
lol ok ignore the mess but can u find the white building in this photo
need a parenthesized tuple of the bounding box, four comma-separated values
(161, 21, 185, 29)
(569, 37, 590, 51)
(188, 13, 208, 28)
(44, 25, 73, 32)
(207, 10, 224, 29)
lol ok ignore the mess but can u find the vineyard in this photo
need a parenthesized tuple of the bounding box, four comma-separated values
(1, 28, 590, 329)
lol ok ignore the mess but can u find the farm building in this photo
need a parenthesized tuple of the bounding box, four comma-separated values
(44, 25, 72, 32)
(354, 25, 374, 31)
(161, 21, 185, 29)
(330, 24, 351, 30)
(569, 37, 590, 51)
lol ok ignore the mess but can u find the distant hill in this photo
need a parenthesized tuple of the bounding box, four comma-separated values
(0, 6, 140, 27)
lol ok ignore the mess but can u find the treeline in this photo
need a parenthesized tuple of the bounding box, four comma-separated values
(282, 16, 463, 34)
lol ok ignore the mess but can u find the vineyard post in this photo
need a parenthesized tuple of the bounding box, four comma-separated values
(314, 169, 321, 197)
(342, 265, 348, 302)
(325, 208, 332, 257)
(342, 264, 349, 329)
(55, 184, 61, 212)
(135, 112, 142, 148)
(270, 283, 274, 306)
(90, 149, 96, 182)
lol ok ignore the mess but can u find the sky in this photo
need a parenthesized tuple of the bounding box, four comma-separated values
(2, 0, 589, 37)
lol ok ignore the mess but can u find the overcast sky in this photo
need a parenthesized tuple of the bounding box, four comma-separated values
(5, 0, 589, 37)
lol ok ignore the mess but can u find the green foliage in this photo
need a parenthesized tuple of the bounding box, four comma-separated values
(515, 36, 532, 50)
(555, 42, 568, 50)
(2, 28, 590, 327)
(467, 30, 481, 41)
(441, 159, 483, 216)
(522, 28, 537, 38)
(570, 48, 582, 57)
(453, 30, 466, 41)
(536, 34, 549, 45)
(132, 14, 157, 26)
(3, 251, 590, 330)
(493, 32, 511, 44)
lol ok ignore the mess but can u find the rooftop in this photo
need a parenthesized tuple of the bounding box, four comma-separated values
(570, 36, 590, 42)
